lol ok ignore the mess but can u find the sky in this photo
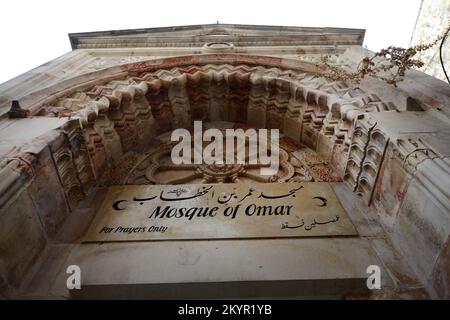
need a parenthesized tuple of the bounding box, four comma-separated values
(0, 0, 423, 84)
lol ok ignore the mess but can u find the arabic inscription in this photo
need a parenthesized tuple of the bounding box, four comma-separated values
(83, 182, 358, 242)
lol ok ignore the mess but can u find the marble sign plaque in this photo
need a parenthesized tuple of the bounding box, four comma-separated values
(83, 183, 357, 242)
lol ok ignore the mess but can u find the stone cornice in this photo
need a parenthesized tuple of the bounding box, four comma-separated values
(69, 24, 366, 50)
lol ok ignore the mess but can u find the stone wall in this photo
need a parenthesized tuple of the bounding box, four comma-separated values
(0, 23, 450, 298)
(410, 0, 450, 82)
(348, 110, 450, 299)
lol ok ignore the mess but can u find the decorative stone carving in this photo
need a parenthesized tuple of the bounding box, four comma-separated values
(344, 114, 389, 205)
(202, 42, 235, 53)
(49, 120, 95, 210)
(31, 63, 397, 198)
(103, 125, 336, 186)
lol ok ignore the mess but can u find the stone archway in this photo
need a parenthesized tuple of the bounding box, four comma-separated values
(0, 54, 401, 241)
(25, 55, 396, 207)
(3, 52, 448, 299)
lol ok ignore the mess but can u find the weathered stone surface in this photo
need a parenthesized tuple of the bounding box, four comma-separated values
(331, 183, 385, 238)
(370, 238, 422, 290)
(27, 146, 71, 238)
(392, 178, 450, 293)
(0, 273, 14, 299)
(0, 25, 367, 117)
(0, 190, 47, 289)
(373, 144, 411, 229)
(432, 236, 450, 299)
(0, 117, 67, 145)
(18, 244, 74, 299)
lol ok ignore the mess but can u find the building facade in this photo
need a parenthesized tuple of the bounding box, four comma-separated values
(0, 24, 449, 299)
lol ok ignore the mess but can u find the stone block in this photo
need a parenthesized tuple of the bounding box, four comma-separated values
(282, 117, 302, 142)
(48, 238, 389, 299)
(432, 236, 450, 299)
(0, 272, 14, 299)
(0, 190, 46, 289)
(373, 145, 410, 230)
(392, 177, 450, 287)
(27, 146, 71, 238)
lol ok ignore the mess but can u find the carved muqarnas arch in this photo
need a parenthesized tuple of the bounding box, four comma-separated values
(23, 54, 396, 211)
